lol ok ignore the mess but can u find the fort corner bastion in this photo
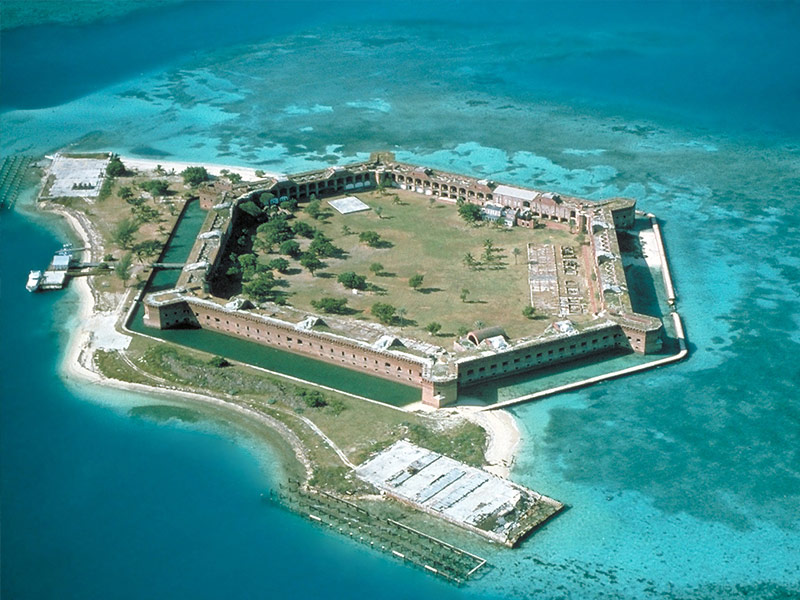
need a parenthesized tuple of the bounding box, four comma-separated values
(142, 152, 665, 408)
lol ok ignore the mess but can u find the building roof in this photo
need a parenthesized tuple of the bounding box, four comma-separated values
(467, 326, 508, 345)
(492, 184, 539, 202)
(52, 254, 71, 270)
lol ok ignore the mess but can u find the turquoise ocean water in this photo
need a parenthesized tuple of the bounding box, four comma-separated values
(2, 2, 799, 598)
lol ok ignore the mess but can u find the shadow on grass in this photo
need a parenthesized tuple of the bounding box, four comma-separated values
(318, 307, 363, 317)
(270, 290, 292, 304)
(417, 287, 443, 294)
(366, 283, 387, 294)
(316, 272, 336, 279)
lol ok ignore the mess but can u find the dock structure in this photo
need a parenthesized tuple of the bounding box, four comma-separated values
(356, 440, 563, 547)
(272, 482, 488, 585)
(40, 270, 67, 290)
(0, 155, 33, 210)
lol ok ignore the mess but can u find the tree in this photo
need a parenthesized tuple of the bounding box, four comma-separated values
(425, 322, 442, 336)
(237, 253, 258, 280)
(308, 234, 340, 258)
(522, 305, 536, 319)
(457, 202, 482, 224)
(409, 273, 424, 291)
(280, 198, 298, 212)
(374, 206, 384, 219)
(371, 302, 396, 325)
(118, 186, 134, 201)
(310, 297, 349, 314)
(228, 172, 242, 184)
(181, 166, 210, 186)
(460, 288, 470, 303)
(267, 257, 290, 273)
(337, 271, 367, 290)
(305, 199, 323, 220)
(457, 326, 469, 337)
(341, 224, 352, 236)
(482, 240, 497, 264)
(140, 179, 169, 196)
(463, 253, 477, 269)
(243, 272, 277, 303)
(292, 221, 315, 238)
(112, 217, 139, 249)
(359, 230, 382, 247)
(513, 247, 522, 265)
(106, 155, 127, 177)
(392, 194, 401, 205)
(279, 240, 301, 257)
(255, 169, 266, 178)
(300, 254, 323, 275)
(239, 200, 263, 220)
(114, 252, 132, 286)
(131, 239, 162, 263)
(257, 215, 293, 245)
(369, 262, 384, 276)
(299, 389, 328, 408)
(428, 197, 436, 209)
(208, 356, 229, 368)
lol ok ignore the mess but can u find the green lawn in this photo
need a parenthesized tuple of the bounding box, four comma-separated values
(255, 188, 582, 341)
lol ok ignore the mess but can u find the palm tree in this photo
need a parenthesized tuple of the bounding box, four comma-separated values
(513, 247, 522, 265)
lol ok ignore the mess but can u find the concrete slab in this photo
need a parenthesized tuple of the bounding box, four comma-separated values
(328, 196, 370, 214)
(48, 154, 110, 199)
(356, 440, 563, 546)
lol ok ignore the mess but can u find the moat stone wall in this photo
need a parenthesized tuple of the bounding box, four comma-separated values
(143, 296, 660, 408)
(144, 297, 435, 397)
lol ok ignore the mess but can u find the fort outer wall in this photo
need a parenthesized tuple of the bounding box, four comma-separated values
(142, 294, 657, 408)
(142, 295, 450, 405)
(454, 321, 660, 389)
(142, 153, 664, 408)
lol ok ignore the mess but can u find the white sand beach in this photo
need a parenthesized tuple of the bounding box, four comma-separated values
(120, 156, 282, 182)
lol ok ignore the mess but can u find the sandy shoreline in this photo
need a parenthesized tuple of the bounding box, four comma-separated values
(119, 156, 282, 182)
(459, 408, 520, 478)
(46, 194, 522, 484)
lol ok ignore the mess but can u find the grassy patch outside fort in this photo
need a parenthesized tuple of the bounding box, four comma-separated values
(42, 159, 191, 294)
(217, 187, 583, 340)
(101, 336, 487, 489)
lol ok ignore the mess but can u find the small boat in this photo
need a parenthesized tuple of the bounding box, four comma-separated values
(26, 270, 42, 292)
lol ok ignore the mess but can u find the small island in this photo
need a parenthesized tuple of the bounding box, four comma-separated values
(31, 149, 686, 584)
